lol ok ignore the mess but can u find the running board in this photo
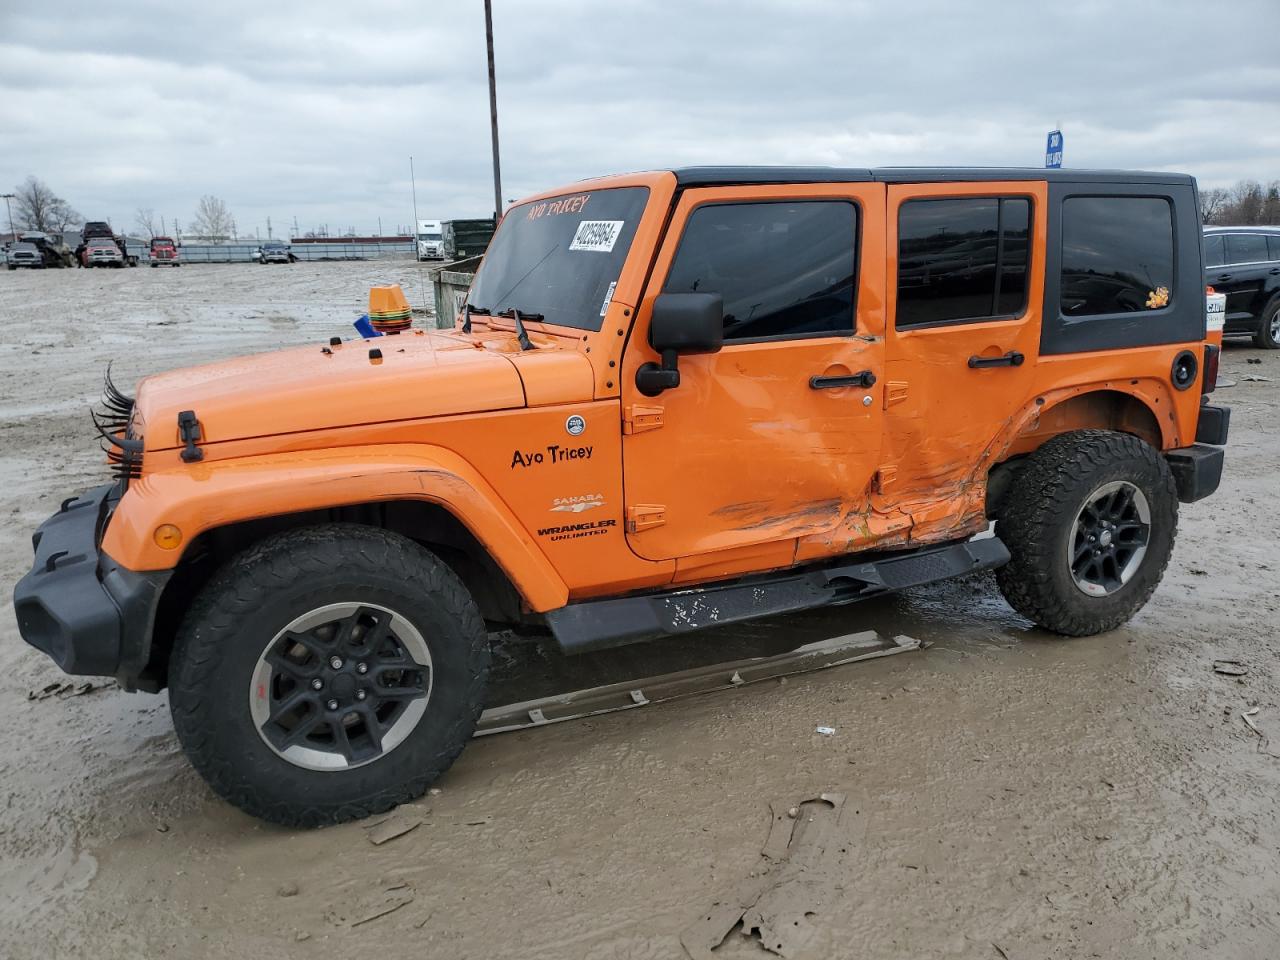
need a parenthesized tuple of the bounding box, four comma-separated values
(476, 630, 919, 736)
(545, 536, 1009, 655)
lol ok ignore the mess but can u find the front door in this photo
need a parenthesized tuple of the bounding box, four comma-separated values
(620, 184, 886, 562)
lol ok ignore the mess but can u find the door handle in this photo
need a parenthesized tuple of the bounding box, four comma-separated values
(810, 371, 876, 389)
(1215, 274, 1232, 283)
(968, 351, 1025, 369)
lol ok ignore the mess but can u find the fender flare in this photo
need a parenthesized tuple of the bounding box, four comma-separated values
(979, 380, 1176, 476)
(100, 443, 569, 612)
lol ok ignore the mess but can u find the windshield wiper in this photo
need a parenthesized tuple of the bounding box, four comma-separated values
(462, 303, 490, 334)
(497, 308, 541, 351)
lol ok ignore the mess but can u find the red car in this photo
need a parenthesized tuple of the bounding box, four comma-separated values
(150, 237, 181, 267)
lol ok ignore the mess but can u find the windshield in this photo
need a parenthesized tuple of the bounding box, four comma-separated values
(467, 186, 649, 331)
(418, 232, 442, 241)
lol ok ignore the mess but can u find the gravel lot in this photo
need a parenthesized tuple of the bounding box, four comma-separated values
(1, 261, 1278, 959)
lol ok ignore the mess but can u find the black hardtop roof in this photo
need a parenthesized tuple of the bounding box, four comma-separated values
(670, 166, 1196, 187)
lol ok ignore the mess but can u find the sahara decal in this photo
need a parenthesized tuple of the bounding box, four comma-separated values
(550, 494, 604, 513)
(510, 444, 593, 469)
(537, 518, 617, 542)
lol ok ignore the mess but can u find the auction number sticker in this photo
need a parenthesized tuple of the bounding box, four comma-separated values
(570, 220, 624, 253)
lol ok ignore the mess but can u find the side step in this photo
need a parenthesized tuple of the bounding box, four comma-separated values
(476, 630, 919, 736)
(546, 536, 1009, 655)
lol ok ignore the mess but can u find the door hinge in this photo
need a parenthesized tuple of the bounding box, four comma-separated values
(626, 504, 667, 533)
(884, 381, 909, 408)
(623, 404, 664, 435)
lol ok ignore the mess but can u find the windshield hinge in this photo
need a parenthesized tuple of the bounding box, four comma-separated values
(625, 504, 667, 534)
(177, 410, 204, 463)
(622, 404, 664, 435)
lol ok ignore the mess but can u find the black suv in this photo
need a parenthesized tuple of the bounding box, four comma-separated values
(1203, 225, 1280, 348)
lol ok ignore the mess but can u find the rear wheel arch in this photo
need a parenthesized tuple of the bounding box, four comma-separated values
(142, 500, 529, 691)
(1025, 389, 1165, 450)
(987, 389, 1165, 518)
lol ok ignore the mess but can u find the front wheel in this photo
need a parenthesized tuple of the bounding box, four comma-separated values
(168, 524, 490, 827)
(994, 430, 1178, 636)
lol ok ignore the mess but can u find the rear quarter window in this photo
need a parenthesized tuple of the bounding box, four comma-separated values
(1060, 197, 1174, 316)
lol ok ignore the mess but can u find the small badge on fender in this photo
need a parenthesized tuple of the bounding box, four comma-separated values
(565, 414, 586, 437)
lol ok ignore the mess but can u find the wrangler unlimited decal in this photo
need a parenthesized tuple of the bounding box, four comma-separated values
(537, 518, 617, 541)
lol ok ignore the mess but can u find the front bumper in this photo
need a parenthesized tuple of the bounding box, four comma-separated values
(13, 484, 170, 690)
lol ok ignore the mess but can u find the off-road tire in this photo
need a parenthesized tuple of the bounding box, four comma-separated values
(168, 524, 490, 827)
(994, 430, 1178, 636)
(1253, 297, 1280, 349)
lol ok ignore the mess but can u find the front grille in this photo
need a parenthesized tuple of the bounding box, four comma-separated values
(93, 365, 143, 484)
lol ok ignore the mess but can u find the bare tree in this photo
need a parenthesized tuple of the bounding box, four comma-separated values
(1200, 187, 1229, 225)
(191, 195, 234, 244)
(13, 176, 81, 234)
(1229, 180, 1265, 225)
(134, 207, 162, 239)
(1201, 179, 1280, 226)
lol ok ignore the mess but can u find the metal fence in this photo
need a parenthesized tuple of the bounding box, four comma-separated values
(156, 241, 415, 263)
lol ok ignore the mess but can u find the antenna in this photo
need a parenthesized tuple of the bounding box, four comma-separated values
(409, 156, 437, 361)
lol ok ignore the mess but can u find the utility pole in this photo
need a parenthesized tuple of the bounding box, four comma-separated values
(484, 0, 503, 222)
(410, 155, 421, 239)
(1, 194, 15, 244)
(378, 216, 383, 238)
(267, 216, 273, 240)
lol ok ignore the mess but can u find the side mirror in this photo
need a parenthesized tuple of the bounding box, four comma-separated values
(636, 293, 723, 397)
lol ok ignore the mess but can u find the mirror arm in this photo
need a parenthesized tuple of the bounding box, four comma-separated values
(635, 348, 681, 397)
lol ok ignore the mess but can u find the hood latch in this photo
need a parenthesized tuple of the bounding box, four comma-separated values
(177, 410, 204, 463)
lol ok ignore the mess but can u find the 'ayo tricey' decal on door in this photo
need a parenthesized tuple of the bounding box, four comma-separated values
(569, 221, 624, 253)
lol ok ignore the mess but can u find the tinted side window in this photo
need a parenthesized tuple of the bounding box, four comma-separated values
(1269, 236, 1280, 262)
(896, 197, 1030, 327)
(664, 201, 856, 341)
(1226, 233, 1268, 264)
(1060, 197, 1174, 316)
(1203, 234, 1225, 268)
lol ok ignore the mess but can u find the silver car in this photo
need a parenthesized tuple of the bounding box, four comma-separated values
(6, 242, 43, 270)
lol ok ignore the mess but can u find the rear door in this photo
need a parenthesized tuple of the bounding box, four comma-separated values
(1213, 233, 1272, 326)
(882, 181, 1045, 503)
(620, 183, 886, 562)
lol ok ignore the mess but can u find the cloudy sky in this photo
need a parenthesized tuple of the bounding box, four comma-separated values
(2, 0, 1277, 239)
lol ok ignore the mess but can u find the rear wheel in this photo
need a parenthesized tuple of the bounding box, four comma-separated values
(994, 430, 1178, 636)
(1253, 298, 1280, 349)
(168, 524, 490, 827)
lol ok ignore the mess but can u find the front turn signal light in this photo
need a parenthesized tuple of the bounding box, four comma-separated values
(154, 524, 183, 550)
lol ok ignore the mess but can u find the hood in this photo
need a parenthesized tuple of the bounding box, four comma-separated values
(136, 331, 530, 452)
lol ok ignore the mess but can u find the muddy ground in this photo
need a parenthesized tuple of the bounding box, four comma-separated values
(0, 260, 1277, 959)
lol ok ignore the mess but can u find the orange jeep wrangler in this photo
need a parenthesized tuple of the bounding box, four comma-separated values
(15, 167, 1229, 826)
